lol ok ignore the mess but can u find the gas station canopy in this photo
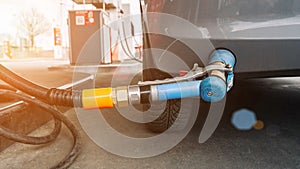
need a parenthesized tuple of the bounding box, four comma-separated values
(72, 0, 117, 9)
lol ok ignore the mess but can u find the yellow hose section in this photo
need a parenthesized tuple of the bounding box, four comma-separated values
(82, 88, 114, 109)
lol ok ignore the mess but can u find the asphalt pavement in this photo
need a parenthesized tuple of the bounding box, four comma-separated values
(0, 59, 299, 169)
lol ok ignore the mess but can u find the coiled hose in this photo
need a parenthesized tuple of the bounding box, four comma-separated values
(0, 65, 81, 169)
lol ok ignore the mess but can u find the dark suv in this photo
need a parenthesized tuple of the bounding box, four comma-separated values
(141, 0, 300, 132)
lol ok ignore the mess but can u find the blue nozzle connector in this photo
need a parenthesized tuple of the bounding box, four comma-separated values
(209, 49, 236, 68)
(200, 49, 236, 102)
(156, 81, 201, 101)
(200, 76, 226, 102)
(149, 49, 235, 103)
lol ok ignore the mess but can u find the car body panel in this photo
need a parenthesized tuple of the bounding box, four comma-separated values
(143, 0, 300, 77)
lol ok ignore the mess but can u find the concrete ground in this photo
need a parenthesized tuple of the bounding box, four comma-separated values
(0, 59, 300, 169)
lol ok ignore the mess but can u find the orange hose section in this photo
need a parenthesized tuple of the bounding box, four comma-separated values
(82, 88, 114, 109)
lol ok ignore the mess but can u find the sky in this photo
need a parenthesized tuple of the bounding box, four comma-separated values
(0, 0, 58, 34)
(0, 0, 139, 34)
(0, 0, 98, 48)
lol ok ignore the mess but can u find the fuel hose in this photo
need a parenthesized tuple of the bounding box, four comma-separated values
(0, 65, 81, 169)
(0, 64, 82, 107)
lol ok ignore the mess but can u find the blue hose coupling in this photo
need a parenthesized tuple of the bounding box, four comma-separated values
(200, 76, 226, 102)
(151, 81, 201, 101)
(209, 49, 236, 68)
(200, 49, 236, 102)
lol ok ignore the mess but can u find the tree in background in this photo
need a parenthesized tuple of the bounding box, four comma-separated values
(19, 8, 51, 48)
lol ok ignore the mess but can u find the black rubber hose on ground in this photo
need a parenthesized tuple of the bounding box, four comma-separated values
(0, 93, 62, 144)
(0, 109, 62, 144)
(0, 65, 49, 99)
(0, 90, 80, 169)
(0, 65, 82, 107)
(0, 64, 82, 168)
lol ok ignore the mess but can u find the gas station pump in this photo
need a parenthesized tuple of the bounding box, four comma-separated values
(2, 41, 12, 59)
(69, 9, 112, 65)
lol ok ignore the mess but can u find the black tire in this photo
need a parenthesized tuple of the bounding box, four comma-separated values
(141, 68, 186, 133)
(146, 99, 181, 133)
(142, 34, 201, 133)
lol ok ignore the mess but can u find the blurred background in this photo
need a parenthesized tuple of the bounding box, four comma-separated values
(0, 0, 141, 61)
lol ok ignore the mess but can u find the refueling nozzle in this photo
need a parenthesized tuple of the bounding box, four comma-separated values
(81, 49, 236, 110)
